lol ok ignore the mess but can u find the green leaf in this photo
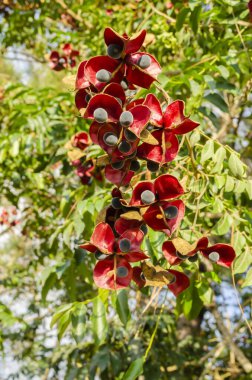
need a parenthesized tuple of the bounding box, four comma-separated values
(200, 139, 214, 163)
(196, 281, 213, 305)
(50, 303, 73, 328)
(234, 249, 252, 274)
(116, 290, 130, 326)
(189, 5, 201, 34)
(123, 357, 144, 380)
(176, 8, 190, 31)
(71, 303, 87, 343)
(92, 297, 108, 346)
(42, 272, 56, 302)
(217, 65, 229, 79)
(245, 180, 252, 200)
(225, 176, 235, 192)
(242, 267, 252, 288)
(205, 93, 229, 113)
(212, 213, 233, 235)
(228, 153, 245, 178)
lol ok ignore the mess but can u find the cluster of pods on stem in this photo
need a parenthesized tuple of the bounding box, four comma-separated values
(66, 28, 236, 296)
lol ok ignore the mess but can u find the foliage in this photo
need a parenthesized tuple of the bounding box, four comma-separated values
(0, 1, 251, 379)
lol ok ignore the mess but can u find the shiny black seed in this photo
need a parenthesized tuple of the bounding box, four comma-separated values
(93, 108, 108, 123)
(120, 111, 134, 127)
(85, 94, 91, 103)
(96, 69, 111, 83)
(118, 140, 131, 153)
(140, 272, 146, 281)
(130, 160, 140, 172)
(147, 161, 159, 172)
(141, 190, 155, 204)
(119, 238, 131, 252)
(164, 206, 179, 219)
(107, 44, 123, 59)
(111, 161, 124, 170)
(209, 251, 220, 262)
(116, 266, 129, 278)
(138, 54, 151, 69)
(188, 254, 198, 263)
(95, 251, 108, 260)
(146, 124, 154, 131)
(121, 80, 128, 90)
(103, 132, 118, 146)
(175, 251, 187, 260)
(124, 129, 137, 142)
(111, 197, 122, 209)
(140, 224, 148, 235)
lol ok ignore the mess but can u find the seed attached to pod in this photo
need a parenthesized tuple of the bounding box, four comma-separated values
(107, 44, 123, 59)
(164, 205, 179, 219)
(130, 160, 140, 172)
(140, 224, 148, 235)
(120, 80, 128, 90)
(96, 69, 111, 83)
(208, 251, 220, 262)
(111, 161, 124, 170)
(147, 161, 159, 172)
(103, 132, 118, 146)
(95, 251, 108, 261)
(93, 108, 108, 123)
(138, 54, 151, 69)
(188, 254, 198, 263)
(118, 140, 131, 153)
(146, 124, 154, 131)
(116, 266, 129, 278)
(85, 94, 91, 103)
(140, 190, 155, 205)
(175, 251, 187, 260)
(124, 129, 137, 142)
(111, 197, 122, 209)
(119, 111, 134, 127)
(119, 238, 131, 252)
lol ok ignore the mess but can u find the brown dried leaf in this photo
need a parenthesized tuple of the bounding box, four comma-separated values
(140, 129, 159, 145)
(67, 149, 85, 161)
(121, 211, 143, 221)
(172, 237, 193, 256)
(96, 155, 110, 166)
(141, 261, 174, 287)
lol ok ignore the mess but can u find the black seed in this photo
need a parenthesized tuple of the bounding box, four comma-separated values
(140, 190, 155, 205)
(111, 197, 122, 209)
(169, 274, 176, 284)
(119, 238, 131, 252)
(95, 251, 108, 260)
(96, 69, 111, 83)
(85, 94, 91, 103)
(209, 251, 220, 262)
(130, 160, 140, 172)
(175, 251, 187, 260)
(140, 272, 146, 281)
(147, 161, 159, 172)
(146, 124, 154, 131)
(138, 54, 151, 69)
(116, 266, 129, 278)
(121, 80, 128, 90)
(188, 254, 198, 262)
(140, 224, 148, 235)
(107, 44, 123, 59)
(118, 140, 131, 153)
(164, 205, 179, 219)
(103, 132, 118, 146)
(124, 129, 137, 142)
(111, 161, 124, 170)
(115, 97, 123, 106)
(120, 111, 134, 127)
(93, 108, 108, 123)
